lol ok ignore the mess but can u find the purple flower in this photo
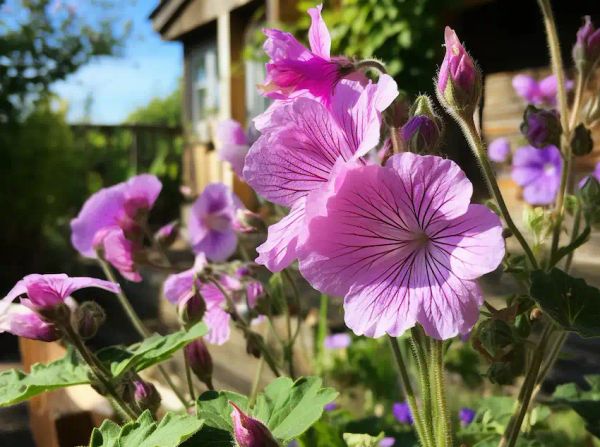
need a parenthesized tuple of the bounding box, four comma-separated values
(71, 174, 162, 257)
(244, 75, 398, 272)
(155, 222, 179, 246)
(0, 304, 59, 341)
(392, 402, 413, 425)
(573, 16, 600, 70)
(261, 5, 355, 103)
(230, 401, 279, 447)
(297, 154, 505, 340)
(437, 27, 480, 111)
(185, 338, 214, 387)
(488, 138, 511, 163)
(401, 115, 441, 154)
(380, 437, 396, 447)
(216, 120, 259, 177)
(512, 74, 573, 107)
(133, 379, 161, 413)
(578, 162, 600, 189)
(324, 333, 352, 350)
(324, 402, 338, 412)
(520, 106, 561, 149)
(459, 407, 476, 426)
(512, 145, 562, 206)
(188, 183, 244, 262)
(93, 227, 142, 282)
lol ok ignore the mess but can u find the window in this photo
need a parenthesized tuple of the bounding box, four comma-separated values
(190, 40, 219, 141)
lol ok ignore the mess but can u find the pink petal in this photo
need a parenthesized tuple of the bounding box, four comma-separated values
(217, 119, 248, 145)
(163, 269, 195, 304)
(0, 304, 59, 341)
(512, 74, 540, 104)
(308, 4, 331, 59)
(204, 306, 231, 345)
(0, 281, 27, 315)
(256, 199, 306, 272)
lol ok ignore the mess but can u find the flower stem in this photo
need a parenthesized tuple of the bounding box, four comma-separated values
(564, 206, 582, 272)
(248, 354, 265, 408)
(62, 323, 139, 420)
(460, 118, 539, 269)
(431, 339, 453, 447)
(97, 259, 191, 408)
(183, 352, 196, 402)
(355, 59, 388, 75)
(498, 322, 553, 447)
(388, 335, 432, 447)
(410, 328, 435, 447)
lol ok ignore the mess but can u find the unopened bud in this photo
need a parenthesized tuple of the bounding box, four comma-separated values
(184, 338, 214, 389)
(245, 331, 264, 359)
(236, 209, 266, 233)
(437, 27, 481, 116)
(178, 291, 206, 327)
(573, 16, 600, 76)
(520, 105, 561, 149)
(230, 402, 279, 447)
(133, 379, 161, 414)
(73, 301, 106, 340)
(571, 124, 594, 156)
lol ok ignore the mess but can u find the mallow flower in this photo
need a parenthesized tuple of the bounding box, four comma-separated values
(216, 119, 259, 177)
(0, 304, 59, 341)
(392, 401, 413, 425)
(261, 4, 355, 103)
(297, 153, 505, 340)
(459, 407, 476, 426)
(70, 174, 162, 281)
(512, 74, 573, 107)
(488, 138, 511, 163)
(512, 145, 562, 206)
(244, 75, 398, 272)
(188, 183, 244, 262)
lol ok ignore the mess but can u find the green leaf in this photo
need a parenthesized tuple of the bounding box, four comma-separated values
(0, 348, 89, 407)
(552, 375, 600, 438)
(196, 376, 338, 443)
(343, 432, 385, 447)
(89, 410, 203, 447)
(253, 376, 339, 442)
(530, 269, 600, 337)
(98, 321, 207, 377)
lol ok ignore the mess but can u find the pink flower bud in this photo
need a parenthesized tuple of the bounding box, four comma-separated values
(133, 379, 161, 414)
(184, 338, 214, 389)
(230, 401, 279, 447)
(437, 27, 481, 115)
(573, 16, 600, 73)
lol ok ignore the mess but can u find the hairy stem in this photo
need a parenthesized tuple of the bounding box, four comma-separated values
(410, 328, 434, 447)
(431, 340, 453, 447)
(499, 323, 553, 447)
(460, 119, 539, 269)
(388, 336, 432, 447)
(98, 259, 191, 408)
(355, 58, 388, 75)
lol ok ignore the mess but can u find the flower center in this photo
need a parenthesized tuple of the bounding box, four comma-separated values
(413, 230, 431, 249)
(204, 213, 231, 232)
(543, 163, 556, 175)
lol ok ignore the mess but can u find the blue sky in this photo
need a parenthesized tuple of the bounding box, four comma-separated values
(50, 0, 182, 124)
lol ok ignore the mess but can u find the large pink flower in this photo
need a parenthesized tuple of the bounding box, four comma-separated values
(261, 4, 355, 103)
(297, 153, 505, 340)
(244, 75, 398, 271)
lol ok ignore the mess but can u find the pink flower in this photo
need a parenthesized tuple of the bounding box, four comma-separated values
(511, 145, 562, 205)
(297, 153, 505, 340)
(188, 183, 244, 262)
(230, 402, 278, 447)
(488, 138, 511, 163)
(93, 227, 142, 282)
(244, 75, 398, 272)
(2, 274, 120, 310)
(512, 74, 573, 107)
(261, 4, 355, 103)
(0, 304, 59, 341)
(216, 120, 259, 177)
(573, 16, 600, 70)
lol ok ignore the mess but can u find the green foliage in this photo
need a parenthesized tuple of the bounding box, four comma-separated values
(0, 348, 88, 407)
(196, 376, 338, 443)
(0, 322, 206, 407)
(530, 268, 600, 338)
(295, 0, 458, 94)
(579, 177, 600, 227)
(88, 410, 203, 447)
(343, 432, 385, 446)
(553, 375, 600, 439)
(127, 87, 182, 127)
(0, 0, 129, 121)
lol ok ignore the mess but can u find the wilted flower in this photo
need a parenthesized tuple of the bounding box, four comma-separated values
(573, 16, 600, 73)
(71, 174, 162, 256)
(437, 27, 481, 114)
(392, 401, 413, 425)
(459, 407, 476, 426)
(244, 75, 398, 272)
(324, 333, 351, 350)
(512, 74, 573, 107)
(571, 123, 594, 157)
(488, 138, 511, 163)
(298, 154, 504, 340)
(216, 120, 259, 177)
(188, 183, 244, 262)
(520, 105, 561, 149)
(230, 401, 278, 447)
(261, 4, 355, 103)
(512, 145, 562, 206)
(185, 338, 214, 389)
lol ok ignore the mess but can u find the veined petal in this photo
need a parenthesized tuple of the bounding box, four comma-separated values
(163, 269, 195, 305)
(308, 4, 331, 58)
(256, 199, 306, 272)
(193, 230, 238, 262)
(0, 304, 59, 341)
(204, 306, 231, 345)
